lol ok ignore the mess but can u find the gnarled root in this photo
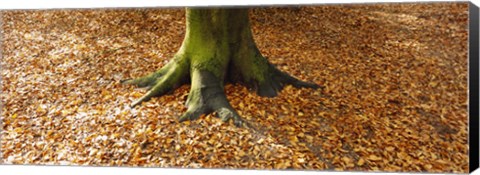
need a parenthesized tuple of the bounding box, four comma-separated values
(122, 56, 189, 107)
(121, 57, 244, 126)
(256, 63, 322, 97)
(179, 70, 243, 126)
(122, 54, 320, 127)
(228, 50, 322, 98)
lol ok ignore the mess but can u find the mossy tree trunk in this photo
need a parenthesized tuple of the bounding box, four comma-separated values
(122, 8, 319, 126)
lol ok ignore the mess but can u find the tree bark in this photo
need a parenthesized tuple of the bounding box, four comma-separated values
(122, 8, 320, 126)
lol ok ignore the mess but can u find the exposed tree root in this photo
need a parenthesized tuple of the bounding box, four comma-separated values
(228, 50, 322, 98)
(122, 54, 319, 127)
(179, 70, 243, 126)
(255, 63, 321, 97)
(121, 57, 189, 107)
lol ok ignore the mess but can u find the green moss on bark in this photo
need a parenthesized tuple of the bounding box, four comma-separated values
(123, 7, 319, 125)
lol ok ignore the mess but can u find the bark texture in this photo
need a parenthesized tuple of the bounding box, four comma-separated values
(122, 8, 320, 126)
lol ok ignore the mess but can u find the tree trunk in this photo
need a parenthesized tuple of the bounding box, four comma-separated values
(122, 8, 319, 126)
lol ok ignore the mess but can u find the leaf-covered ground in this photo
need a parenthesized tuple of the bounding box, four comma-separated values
(1, 2, 469, 173)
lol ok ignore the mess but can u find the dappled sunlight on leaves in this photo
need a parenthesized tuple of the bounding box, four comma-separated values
(1, 3, 468, 173)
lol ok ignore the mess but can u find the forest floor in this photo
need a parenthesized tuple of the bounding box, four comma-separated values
(1, 2, 469, 173)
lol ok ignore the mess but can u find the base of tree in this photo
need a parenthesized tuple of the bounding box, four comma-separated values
(122, 52, 320, 126)
(121, 8, 320, 126)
